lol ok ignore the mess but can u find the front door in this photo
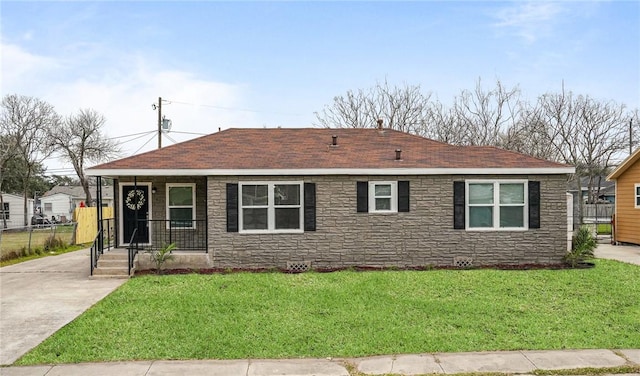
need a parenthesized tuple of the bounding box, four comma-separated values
(122, 185, 150, 244)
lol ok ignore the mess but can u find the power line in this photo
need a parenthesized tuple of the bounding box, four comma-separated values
(133, 133, 158, 155)
(108, 130, 156, 140)
(170, 130, 209, 136)
(163, 132, 178, 145)
(117, 131, 158, 145)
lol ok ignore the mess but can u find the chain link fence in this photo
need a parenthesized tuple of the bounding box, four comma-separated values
(0, 223, 78, 262)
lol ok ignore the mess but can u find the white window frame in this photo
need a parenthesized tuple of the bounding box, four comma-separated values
(368, 181, 398, 213)
(166, 183, 196, 229)
(1, 202, 8, 220)
(239, 181, 304, 234)
(635, 183, 640, 209)
(466, 180, 528, 231)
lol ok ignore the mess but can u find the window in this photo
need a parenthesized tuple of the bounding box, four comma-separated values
(166, 183, 196, 228)
(44, 203, 52, 212)
(369, 181, 398, 213)
(1, 202, 8, 220)
(467, 181, 527, 230)
(635, 184, 640, 208)
(239, 182, 303, 233)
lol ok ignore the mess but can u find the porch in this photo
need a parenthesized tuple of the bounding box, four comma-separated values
(90, 219, 208, 278)
(90, 176, 210, 277)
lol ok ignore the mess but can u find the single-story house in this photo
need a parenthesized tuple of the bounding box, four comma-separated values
(41, 185, 114, 222)
(87, 127, 575, 269)
(0, 193, 34, 228)
(607, 148, 640, 245)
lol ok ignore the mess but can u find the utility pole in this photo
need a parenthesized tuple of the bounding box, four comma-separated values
(152, 97, 169, 149)
(157, 96, 162, 149)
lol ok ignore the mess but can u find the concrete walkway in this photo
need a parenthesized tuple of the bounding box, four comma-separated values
(595, 242, 640, 265)
(1, 349, 638, 375)
(0, 249, 127, 365)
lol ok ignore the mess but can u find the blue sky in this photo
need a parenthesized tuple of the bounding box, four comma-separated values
(1, 1, 639, 174)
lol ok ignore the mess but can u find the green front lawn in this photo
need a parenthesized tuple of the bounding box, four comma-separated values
(17, 260, 640, 365)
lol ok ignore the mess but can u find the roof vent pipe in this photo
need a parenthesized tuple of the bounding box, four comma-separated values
(395, 149, 402, 160)
(377, 119, 383, 130)
(332, 135, 337, 146)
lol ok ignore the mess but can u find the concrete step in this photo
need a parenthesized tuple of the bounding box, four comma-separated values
(93, 266, 130, 276)
(91, 273, 130, 280)
(99, 252, 129, 261)
(97, 259, 128, 267)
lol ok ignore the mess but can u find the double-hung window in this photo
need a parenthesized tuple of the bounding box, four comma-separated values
(467, 181, 527, 230)
(635, 184, 640, 208)
(240, 182, 303, 233)
(166, 183, 196, 228)
(1, 203, 8, 220)
(369, 181, 398, 213)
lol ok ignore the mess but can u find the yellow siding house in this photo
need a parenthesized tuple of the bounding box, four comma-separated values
(607, 148, 640, 245)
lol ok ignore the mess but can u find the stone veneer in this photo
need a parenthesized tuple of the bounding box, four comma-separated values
(207, 174, 569, 269)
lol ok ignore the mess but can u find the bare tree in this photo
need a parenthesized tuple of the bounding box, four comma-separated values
(534, 86, 628, 222)
(1, 94, 59, 225)
(48, 108, 120, 207)
(448, 78, 522, 146)
(499, 104, 560, 161)
(314, 80, 433, 133)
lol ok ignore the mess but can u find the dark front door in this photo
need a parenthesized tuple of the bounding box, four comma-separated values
(122, 185, 150, 244)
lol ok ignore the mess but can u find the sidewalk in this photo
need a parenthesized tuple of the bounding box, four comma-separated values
(1, 349, 638, 376)
(595, 242, 640, 265)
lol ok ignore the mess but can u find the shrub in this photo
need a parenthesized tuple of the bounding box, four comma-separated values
(147, 243, 176, 274)
(44, 235, 66, 252)
(564, 225, 597, 267)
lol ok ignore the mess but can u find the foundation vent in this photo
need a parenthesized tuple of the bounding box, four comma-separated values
(286, 261, 312, 273)
(453, 256, 474, 268)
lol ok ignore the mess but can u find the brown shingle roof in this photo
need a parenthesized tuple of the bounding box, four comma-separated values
(89, 128, 571, 172)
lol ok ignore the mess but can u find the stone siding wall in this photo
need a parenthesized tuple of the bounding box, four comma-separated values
(207, 174, 568, 269)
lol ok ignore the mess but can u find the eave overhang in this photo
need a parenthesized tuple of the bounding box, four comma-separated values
(87, 167, 576, 177)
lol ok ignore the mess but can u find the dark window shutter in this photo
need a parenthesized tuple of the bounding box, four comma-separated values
(357, 181, 368, 212)
(453, 181, 465, 229)
(304, 183, 316, 231)
(529, 181, 540, 229)
(398, 181, 410, 212)
(226, 183, 238, 232)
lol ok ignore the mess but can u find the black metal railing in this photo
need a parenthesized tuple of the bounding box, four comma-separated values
(90, 218, 115, 276)
(127, 228, 139, 276)
(90, 230, 102, 276)
(144, 219, 207, 251)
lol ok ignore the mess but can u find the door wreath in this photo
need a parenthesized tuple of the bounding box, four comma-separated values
(125, 189, 146, 210)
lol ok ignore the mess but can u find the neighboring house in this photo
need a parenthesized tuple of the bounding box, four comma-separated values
(567, 176, 616, 228)
(0, 193, 34, 228)
(87, 127, 574, 269)
(41, 185, 114, 222)
(607, 148, 640, 245)
(567, 176, 615, 204)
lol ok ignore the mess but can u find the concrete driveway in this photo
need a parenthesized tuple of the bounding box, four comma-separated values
(0, 249, 126, 365)
(595, 243, 640, 265)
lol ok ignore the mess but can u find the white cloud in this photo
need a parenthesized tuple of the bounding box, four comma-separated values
(492, 2, 563, 43)
(1, 42, 61, 89)
(1, 41, 257, 173)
